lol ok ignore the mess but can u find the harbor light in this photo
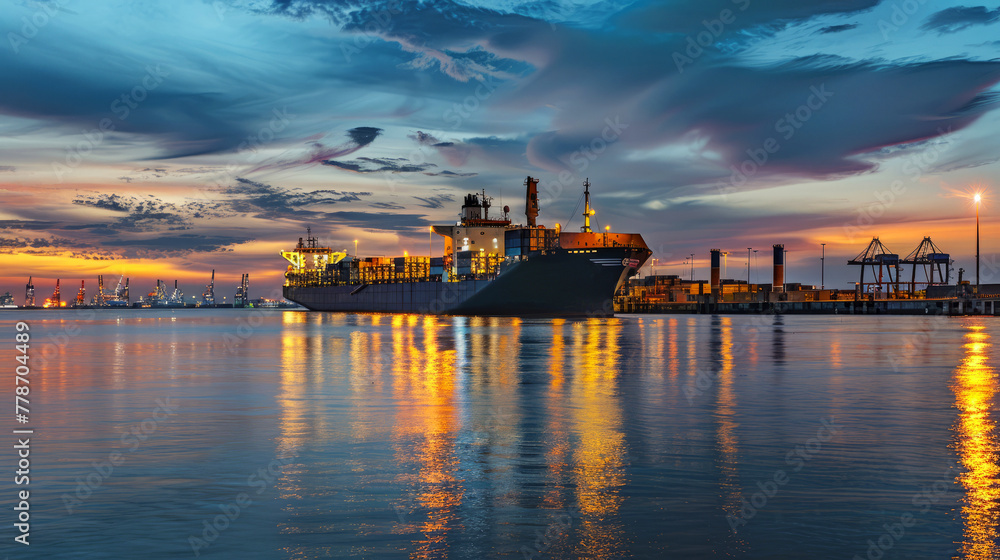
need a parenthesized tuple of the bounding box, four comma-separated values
(975, 192, 981, 291)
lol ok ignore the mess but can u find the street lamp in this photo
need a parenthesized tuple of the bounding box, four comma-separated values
(821, 243, 826, 290)
(747, 247, 752, 292)
(975, 192, 981, 292)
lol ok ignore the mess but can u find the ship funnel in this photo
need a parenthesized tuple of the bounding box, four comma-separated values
(773, 244, 785, 292)
(462, 193, 483, 221)
(710, 249, 721, 298)
(524, 176, 539, 228)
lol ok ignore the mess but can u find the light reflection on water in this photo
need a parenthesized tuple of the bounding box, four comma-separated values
(952, 324, 1000, 560)
(5, 310, 999, 558)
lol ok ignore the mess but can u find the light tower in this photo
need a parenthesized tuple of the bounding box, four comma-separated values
(975, 192, 981, 292)
(821, 243, 826, 290)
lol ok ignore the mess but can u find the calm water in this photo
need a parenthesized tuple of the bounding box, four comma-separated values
(3, 310, 998, 559)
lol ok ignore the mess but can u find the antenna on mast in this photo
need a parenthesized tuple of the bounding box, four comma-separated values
(582, 178, 594, 233)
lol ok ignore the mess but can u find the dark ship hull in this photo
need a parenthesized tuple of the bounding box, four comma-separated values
(283, 245, 645, 317)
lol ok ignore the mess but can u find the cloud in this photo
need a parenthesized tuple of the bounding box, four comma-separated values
(369, 201, 406, 209)
(413, 194, 456, 209)
(0, 165, 15, 172)
(817, 23, 858, 34)
(922, 6, 1000, 33)
(221, 177, 372, 219)
(522, 57, 1000, 187)
(413, 134, 526, 169)
(72, 193, 135, 212)
(72, 194, 191, 232)
(0, 220, 60, 231)
(323, 156, 436, 173)
(322, 210, 431, 231)
(107, 234, 253, 253)
(347, 126, 383, 146)
(424, 169, 477, 177)
(612, 0, 880, 34)
(408, 131, 441, 145)
(244, 127, 385, 174)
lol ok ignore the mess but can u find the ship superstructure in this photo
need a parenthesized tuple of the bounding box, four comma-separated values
(282, 176, 651, 316)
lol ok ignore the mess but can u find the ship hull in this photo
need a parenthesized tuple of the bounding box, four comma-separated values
(283, 246, 645, 317)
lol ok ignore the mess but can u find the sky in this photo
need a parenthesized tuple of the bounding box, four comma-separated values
(2, 0, 1000, 302)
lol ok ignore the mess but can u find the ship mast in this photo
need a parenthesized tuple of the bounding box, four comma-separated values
(582, 178, 594, 233)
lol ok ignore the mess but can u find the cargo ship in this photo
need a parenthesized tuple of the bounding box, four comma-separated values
(281, 176, 651, 316)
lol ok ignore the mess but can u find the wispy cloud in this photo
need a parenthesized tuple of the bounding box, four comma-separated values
(923, 6, 1000, 33)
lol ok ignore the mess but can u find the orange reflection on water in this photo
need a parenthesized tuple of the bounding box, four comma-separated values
(686, 317, 697, 376)
(714, 317, 742, 523)
(667, 318, 679, 379)
(388, 315, 464, 560)
(829, 337, 842, 370)
(953, 324, 1000, 560)
(540, 319, 571, 512)
(571, 319, 627, 558)
(550, 318, 565, 388)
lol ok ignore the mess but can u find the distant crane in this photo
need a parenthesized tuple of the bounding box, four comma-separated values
(848, 237, 901, 299)
(234, 274, 249, 307)
(94, 275, 106, 306)
(168, 280, 184, 306)
(24, 277, 34, 307)
(43, 279, 62, 308)
(901, 237, 950, 296)
(75, 280, 86, 306)
(202, 270, 216, 307)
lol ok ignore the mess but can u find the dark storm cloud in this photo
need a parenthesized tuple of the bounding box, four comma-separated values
(0, 56, 257, 159)
(922, 6, 1000, 33)
(818, 23, 858, 34)
(347, 126, 383, 146)
(522, 55, 1000, 184)
(268, 1, 1000, 186)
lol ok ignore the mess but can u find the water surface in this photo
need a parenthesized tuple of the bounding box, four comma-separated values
(3, 310, 997, 559)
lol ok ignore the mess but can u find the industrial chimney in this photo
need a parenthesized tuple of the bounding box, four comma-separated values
(524, 176, 539, 228)
(710, 249, 721, 299)
(772, 244, 785, 293)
